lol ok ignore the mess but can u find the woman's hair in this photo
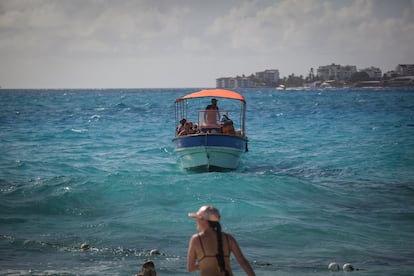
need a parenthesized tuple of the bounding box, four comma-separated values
(209, 221, 229, 276)
(142, 261, 157, 276)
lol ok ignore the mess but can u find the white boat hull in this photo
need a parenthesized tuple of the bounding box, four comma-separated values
(175, 146, 243, 171)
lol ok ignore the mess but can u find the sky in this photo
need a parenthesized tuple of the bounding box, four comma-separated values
(0, 0, 413, 89)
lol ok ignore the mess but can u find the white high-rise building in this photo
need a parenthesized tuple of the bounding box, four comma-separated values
(317, 64, 357, 81)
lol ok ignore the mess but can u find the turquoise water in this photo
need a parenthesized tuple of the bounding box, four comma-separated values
(1, 88, 413, 275)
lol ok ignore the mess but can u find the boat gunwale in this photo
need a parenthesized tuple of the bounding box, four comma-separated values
(172, 132, 247, 142)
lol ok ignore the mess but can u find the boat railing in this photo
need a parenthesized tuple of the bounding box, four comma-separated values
(174, 110, 244, 138)
(197, 110, 242, 136)
(197, 109, 225, 128)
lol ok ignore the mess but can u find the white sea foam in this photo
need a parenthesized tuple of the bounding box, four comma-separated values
(71, 128, 88, 133)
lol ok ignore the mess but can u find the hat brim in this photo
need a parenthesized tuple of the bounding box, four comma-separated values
(188, 212, 198, 218)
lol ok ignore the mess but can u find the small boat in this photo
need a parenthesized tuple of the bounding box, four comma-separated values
(172, 89, 248, 172)
(276, 84, 286, 90)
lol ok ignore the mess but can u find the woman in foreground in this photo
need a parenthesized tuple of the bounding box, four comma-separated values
(187, 205, 255, 276)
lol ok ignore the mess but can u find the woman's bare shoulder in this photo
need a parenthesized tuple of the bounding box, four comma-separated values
(191, 232, 201, 240)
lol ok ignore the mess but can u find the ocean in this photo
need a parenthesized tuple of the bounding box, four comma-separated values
(0, 88, 413, 276)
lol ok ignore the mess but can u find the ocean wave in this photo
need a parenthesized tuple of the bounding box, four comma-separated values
(71, 128, 89, 133)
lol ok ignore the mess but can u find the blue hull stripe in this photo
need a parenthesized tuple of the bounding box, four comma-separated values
(172, 134, 247, 150)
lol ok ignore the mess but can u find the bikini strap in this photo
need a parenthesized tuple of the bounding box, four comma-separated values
(197, 234, 207, 255)
(224, 233, 231, 254)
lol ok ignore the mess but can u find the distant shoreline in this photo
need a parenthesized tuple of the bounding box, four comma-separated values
(3, 85, 413, 90)
(216, 76, 414, 90)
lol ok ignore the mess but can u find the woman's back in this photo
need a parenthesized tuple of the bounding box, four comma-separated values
(187, 205, 255, 276)
(196, 231, 232, 276)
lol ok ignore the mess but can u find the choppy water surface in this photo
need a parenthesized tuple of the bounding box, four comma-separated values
(1, 88, 413, 275)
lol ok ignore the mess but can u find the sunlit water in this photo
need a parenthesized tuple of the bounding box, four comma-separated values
(1, 88, 413, 275)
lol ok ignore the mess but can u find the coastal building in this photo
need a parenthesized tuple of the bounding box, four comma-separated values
(383, 76, 414, 87)
(396, 64, 414, 76)
(255, 69, 280, 85)
(384, 70, 399, 78)
(216, 63, 414, 88)
(317, 63, 357, 81)
(216, 76, 253, 88)
(360, 67, 382, 80)
(216, 69, 279, 88)
(216, 77, 234, 88)
(235, 76, 253, 88)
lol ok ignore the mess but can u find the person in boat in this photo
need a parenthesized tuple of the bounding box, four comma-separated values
(220, 115, 235, 135)
(188, 122, 198, 134)
(176, 118, 187, 135)
(193, 123, 200, 134)
(179, 121, 196, 136)
(187, 206, 255, 276)
(186, 121, 196, 135)
(204, 98, 220, 126)
(136, 260, 157, 276)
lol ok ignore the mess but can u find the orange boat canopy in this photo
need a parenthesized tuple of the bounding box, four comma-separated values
(175, 89, 246, 103)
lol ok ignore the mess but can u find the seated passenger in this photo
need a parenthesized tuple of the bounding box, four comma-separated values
(179, 121, 196, 136)
(187, 122, 196, 135)
(176, 118, 187, 135)
(220, 115, 235, 135)
(193, 124, 200, 134)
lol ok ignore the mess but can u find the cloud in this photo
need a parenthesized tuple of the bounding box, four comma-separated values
(207, 0, 413, 53)
(0, 0, 190, 58)
(0, 0, 413, 88)
(203, 0, 414, 73)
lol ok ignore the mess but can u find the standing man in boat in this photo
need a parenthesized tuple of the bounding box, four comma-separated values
(204, 98, 220, 126)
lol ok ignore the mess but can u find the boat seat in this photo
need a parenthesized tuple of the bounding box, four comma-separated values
(200, 127, 221, 133)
